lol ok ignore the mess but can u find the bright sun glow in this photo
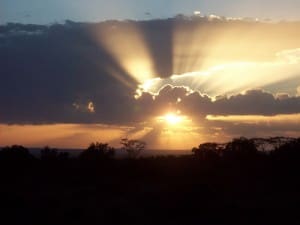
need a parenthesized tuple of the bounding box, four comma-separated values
(157, 113, 190, 126)
(164, 113, 183, 125)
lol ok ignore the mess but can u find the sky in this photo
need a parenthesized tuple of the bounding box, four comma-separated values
(1, 1, 300, 149)
(2, 0, 300, 24)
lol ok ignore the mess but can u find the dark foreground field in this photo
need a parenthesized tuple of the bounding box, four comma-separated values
(0, 137, 300, 225)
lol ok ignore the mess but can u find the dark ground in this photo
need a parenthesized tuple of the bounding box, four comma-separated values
(0, 139, 299, 225)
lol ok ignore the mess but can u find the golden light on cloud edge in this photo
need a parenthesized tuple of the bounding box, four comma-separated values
(91, 17, 300, 101)
(170, 15, 300, 97)
(136, 48, 300, 99)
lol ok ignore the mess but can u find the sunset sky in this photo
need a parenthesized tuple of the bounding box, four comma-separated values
(1, 0, 300, 149)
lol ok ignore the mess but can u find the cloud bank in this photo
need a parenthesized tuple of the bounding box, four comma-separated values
(137, 85, 300, 118)
(1, 18, 300, 126)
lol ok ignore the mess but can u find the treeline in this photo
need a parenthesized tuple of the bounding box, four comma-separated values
(192, 136, 300, 161)
(1, 137, 299, 163)
(0, 137, 299, 225)
(0, 138, 146, 162)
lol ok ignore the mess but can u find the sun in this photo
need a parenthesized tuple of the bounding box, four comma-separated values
(164, 113, 183, 125)
(156, 112, 191, 126)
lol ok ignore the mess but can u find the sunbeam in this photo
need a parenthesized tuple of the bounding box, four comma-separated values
(92, 21, 156, 84)
(138, 48, 300, 98)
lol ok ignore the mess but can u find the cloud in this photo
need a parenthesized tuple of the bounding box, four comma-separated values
(132, 86, 300, 146)
(139, 48, 300, 98)
(0, 23, 46, 37)
(211, 89, 300, 116)
(206, 114, 300, 140)
(0, 22, 140, 124)
(276, 48, 300, 64)
(1, 19, 300, 126)
(137, 85, 300, 117)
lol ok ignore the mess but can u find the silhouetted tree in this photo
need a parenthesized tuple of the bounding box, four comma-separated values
(224, 137, 258, 159)
(0, 145, 34, 162)
(192, 143, 220, 160)
(252, 138, 269, 152)
(121, 138, 146, 159)
(267, 136, 295, 150)
(79, 142, 115, 161)
(41, 146, 69, 161)
(271, 138, 300, 161)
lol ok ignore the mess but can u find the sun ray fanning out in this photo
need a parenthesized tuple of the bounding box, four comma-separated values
(92, 22, 156, 84)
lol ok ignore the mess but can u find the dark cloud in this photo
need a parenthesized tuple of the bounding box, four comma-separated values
(205, 114, 300, 140)
(138, 85, 300, 117)
(0, 22, 139, 124)
(1, 19, 300, 124)
(211, 89, 300, 116)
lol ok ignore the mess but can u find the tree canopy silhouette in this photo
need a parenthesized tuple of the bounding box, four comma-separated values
(0, 145, 34, 162)
(192, 143, 222, 161)
(120, 138, 146, 159)
(79, 142, 115, 161)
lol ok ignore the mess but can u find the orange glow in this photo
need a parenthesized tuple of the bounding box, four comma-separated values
(154, 128, 203, 150)
(0, 124, 130, 149)
(206, 114, 300, 124)
(148, 123, 203, 150)
(146, 113, 200, 149)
